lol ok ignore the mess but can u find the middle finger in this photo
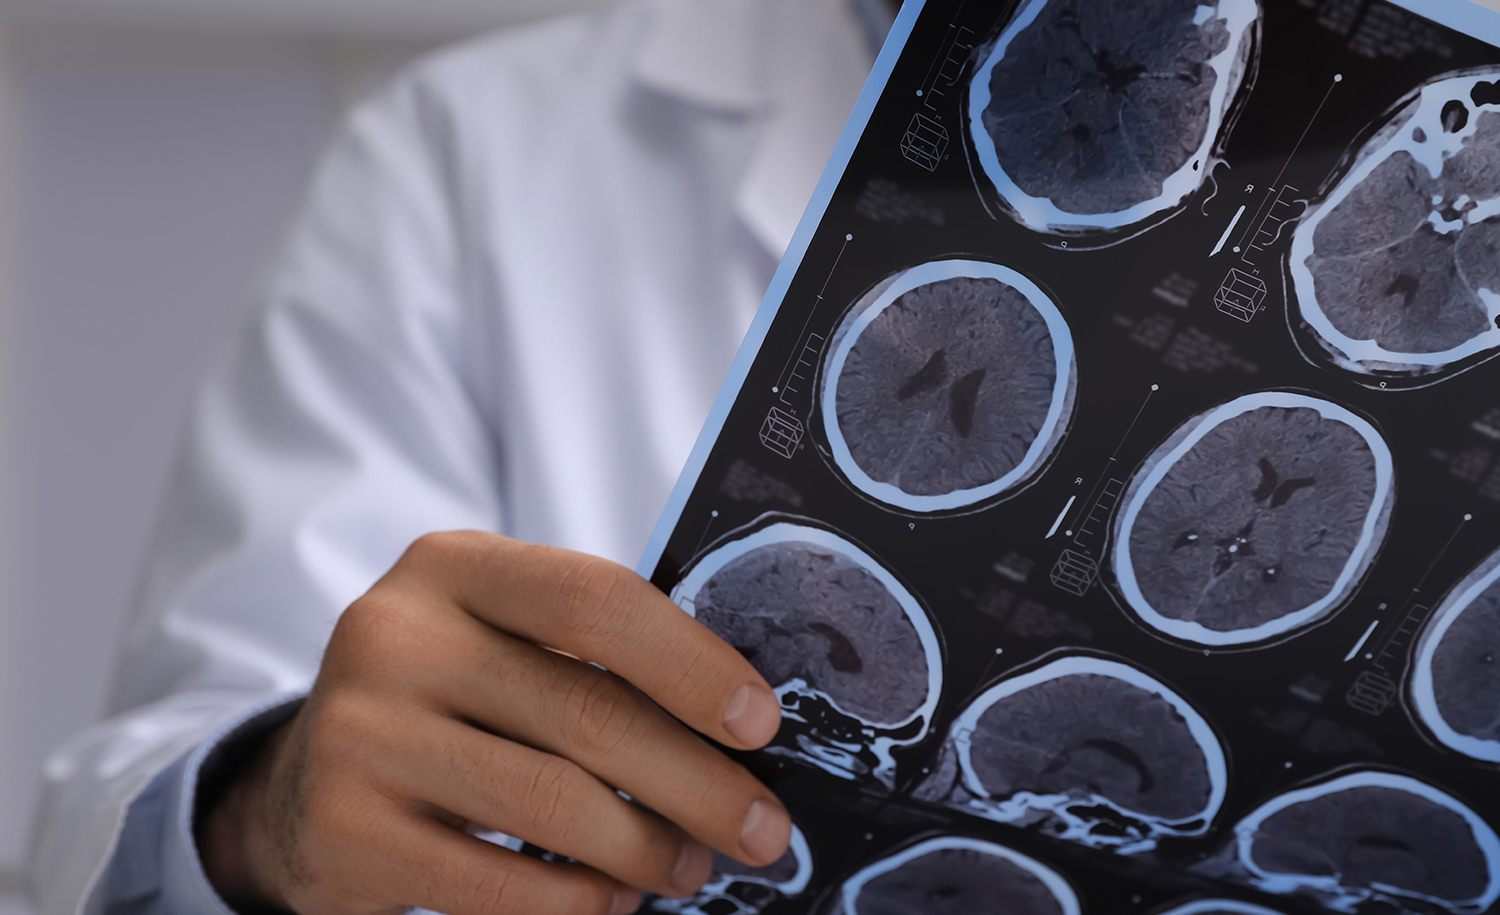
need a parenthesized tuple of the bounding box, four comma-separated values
(442, 617, 790, 866)
(392, 713, 713, 897)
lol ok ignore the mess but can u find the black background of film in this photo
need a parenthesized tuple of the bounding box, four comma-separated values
(646, 0, 1500, 912)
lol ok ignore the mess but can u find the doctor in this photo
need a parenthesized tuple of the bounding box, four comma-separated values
(28, 0, 892, 913)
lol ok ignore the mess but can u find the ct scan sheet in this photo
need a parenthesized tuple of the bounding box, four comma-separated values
(636, 1, 1500, 912)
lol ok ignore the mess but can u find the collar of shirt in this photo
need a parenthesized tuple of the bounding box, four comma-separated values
(626, 0, 882, 259)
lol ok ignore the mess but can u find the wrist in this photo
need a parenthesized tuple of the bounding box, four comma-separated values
(195, 712, 299, 914)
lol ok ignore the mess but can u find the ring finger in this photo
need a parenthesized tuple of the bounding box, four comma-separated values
(438, 620, 790, 867)
(391, 712, 715, 897)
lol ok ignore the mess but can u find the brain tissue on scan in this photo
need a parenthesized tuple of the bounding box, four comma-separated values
(822, 260, 1076, 513)
(671, 521, 942, 788)
(1290, 69, 1500, 380)
(1411, 546, 1500, 762)
(969, 0, 1260, 238)
(1223, 771, 1500, 914)
(1112, 392, 1394, 646)
(912, 656, 1226, 854)
(823, 837, 1079, 915)
(647, 825, 813, 915)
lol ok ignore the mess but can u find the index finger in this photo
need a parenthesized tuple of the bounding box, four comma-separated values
(400, 531, 783, 751)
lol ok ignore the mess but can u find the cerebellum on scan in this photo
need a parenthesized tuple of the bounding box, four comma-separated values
(822, 836, 1080, 915)
(1410, 547, 1500, 763)
(671, 519, 942, 787)
(1226, 771, 1500, 913)
(821, 260, 1076, 513)
(1112, 392, 1394, 646)
(648, 825, 813, 915)
(1289, 68, 1500, 383)
(912, 655, 1226, 854)
(968, 0, 1260, 242)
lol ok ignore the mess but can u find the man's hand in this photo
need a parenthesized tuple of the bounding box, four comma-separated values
(198, 531, 790, 915)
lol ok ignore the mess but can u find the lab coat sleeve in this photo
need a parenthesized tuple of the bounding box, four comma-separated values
(94, 697, 304, 915)
(28, 65, 507, 915)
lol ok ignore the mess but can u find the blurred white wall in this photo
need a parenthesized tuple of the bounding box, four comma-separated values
(0, 0, 606, 899)
(0, 25, 346, 880)
(0, 16, 20, 904)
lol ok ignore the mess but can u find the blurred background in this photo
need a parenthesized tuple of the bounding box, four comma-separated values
(0, 0, 605, 908)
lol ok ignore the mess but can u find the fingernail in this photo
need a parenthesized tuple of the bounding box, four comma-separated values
(723, 684, 780, 747)
(610, 887, 641, 915)
(671, 840, 713, 894)
(739, 799, 791, 864)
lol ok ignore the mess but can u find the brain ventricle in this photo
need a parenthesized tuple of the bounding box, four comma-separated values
(694, 541, 928, 725)
(1248, 784, 1491, 905)
(1293, 71, 1500, 374)
(1123, 402, 1384, 637)
(974, 0, 1258, 232)
(965, 672, 1214, 820)
(835, 276, 1060, 498)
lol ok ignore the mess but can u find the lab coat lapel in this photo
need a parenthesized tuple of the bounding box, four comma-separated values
(629, 0, 769, 111)
(630, 0, 872, 261)
(734, 0, 872, 260)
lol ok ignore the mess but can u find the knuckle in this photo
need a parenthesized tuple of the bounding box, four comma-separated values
(404, 529, 468, 565)
(661, 640, 719, 703)
(558, 673, 641, 758)
(462, 863, 520, 915)
(309, 690, 372, 742)
(397, 530, 495, 589)
(521, 755, 587, 839)
(330, 593, 415, 661)
(331, 591, 460, 683)
(689, 762, 744, 815)
(298, 695, 388, 785)
(551, 556, 634, 643)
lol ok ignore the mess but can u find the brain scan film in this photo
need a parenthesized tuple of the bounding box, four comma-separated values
(1112, 392, 1394, 646)
(1289, 69, 1500, 381)
(648, 826, 813, 915)
(671, 521, 942, 787)
(1224, 771, 1500, 913)
(823, 836, 1080, 915)
(821, 260, 1076, 512)
(1411, 547, 1500, 763)
(968, 0, 1260, 240)
(912, 656, 1226, 853)
(1155, 902, 1288, 915)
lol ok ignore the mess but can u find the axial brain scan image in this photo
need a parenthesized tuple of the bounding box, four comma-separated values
(1113, 392, 1394, 646)
(648, 826, 813, 915)
(822, 260, 1075, 512)
(671, 521, 942, 787)
(913, 656, 1225, 853)
(968, 0, 1260, 238)
(1412, 548, 1500, 763)
(1226, 771, 1500, 913)
(825, 837, 1079, 915)
(1290, 70, 1500, 380)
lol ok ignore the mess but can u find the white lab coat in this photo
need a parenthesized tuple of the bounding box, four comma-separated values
(27, 1, 875, 911)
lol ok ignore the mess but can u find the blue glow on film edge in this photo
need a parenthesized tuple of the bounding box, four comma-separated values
(637, 0, 928, 578)
(1383, 0, 1500, 49)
